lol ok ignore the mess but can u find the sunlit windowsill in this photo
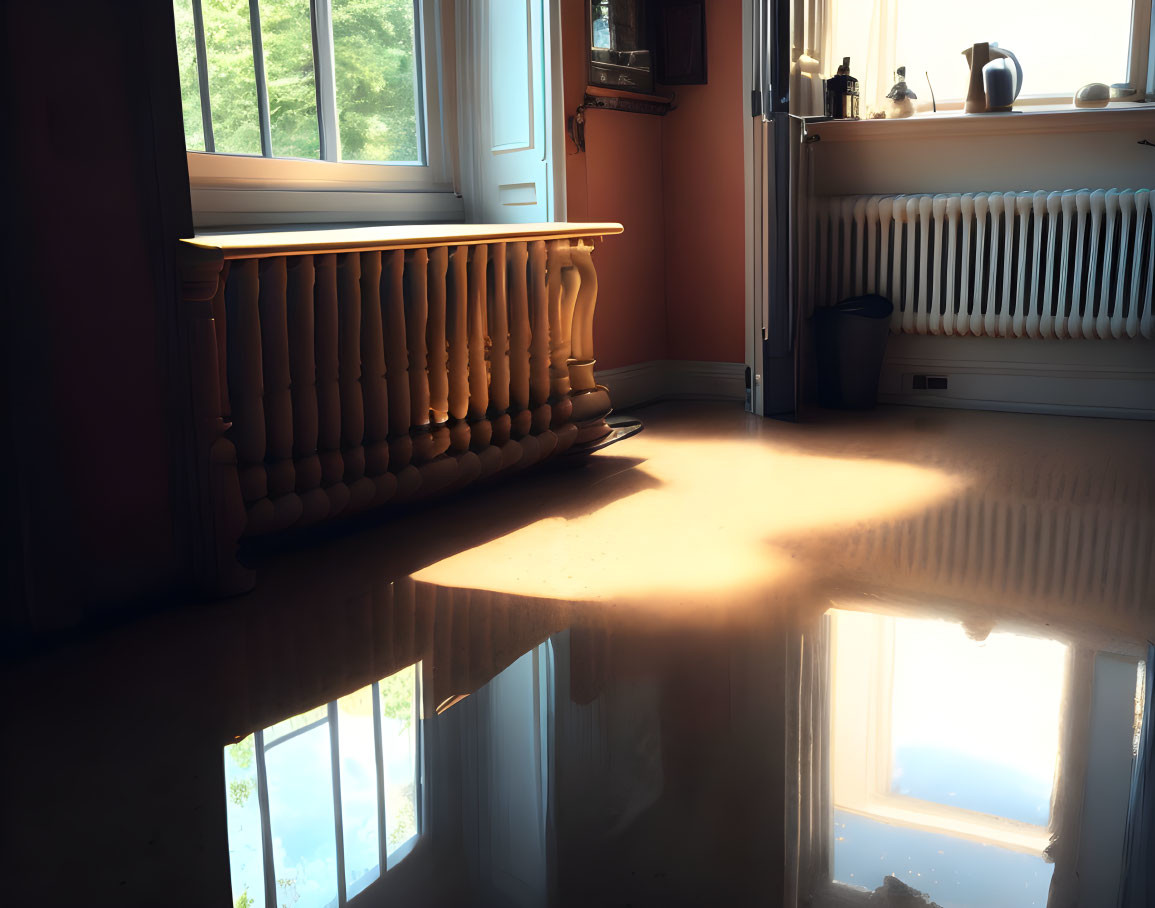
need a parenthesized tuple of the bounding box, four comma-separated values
(835, 798, 1052, 855)
(806, 102, 1155, 142)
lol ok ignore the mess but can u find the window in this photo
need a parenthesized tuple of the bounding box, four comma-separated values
(824, 608, 1142, 907)
(223, 663, 423, 908)
(172, 0, 459, 227)
(823, 0, 1153, 115)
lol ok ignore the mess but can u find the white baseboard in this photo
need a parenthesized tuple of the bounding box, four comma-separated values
(878, 335, 1155, 419)
(595, 360, 747, 410)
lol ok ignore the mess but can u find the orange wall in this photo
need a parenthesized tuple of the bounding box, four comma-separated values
(562, 1, 668, 370)
(562, 0, 745, 369)
(659, 0, 746, 363)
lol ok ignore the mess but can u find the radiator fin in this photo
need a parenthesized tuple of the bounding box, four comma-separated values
(810, 188, 1155, 339)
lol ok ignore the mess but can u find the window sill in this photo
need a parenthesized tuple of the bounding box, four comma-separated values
(190, 187, 466, 231)
(834, 798, 1051, 855)
(186, 151, 464, 230)
(805, 103, 1155, 143)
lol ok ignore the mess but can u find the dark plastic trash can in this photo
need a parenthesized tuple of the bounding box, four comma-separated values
(813, 294, 894, 409)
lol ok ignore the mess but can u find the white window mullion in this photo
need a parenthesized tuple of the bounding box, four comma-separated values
(311, 0, 341, 162)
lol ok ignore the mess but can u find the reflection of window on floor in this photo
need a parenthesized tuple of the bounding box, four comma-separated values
(826, 608, 1145, 907)
(830, 610, 1064, 906)
(223, 663, 421, 908)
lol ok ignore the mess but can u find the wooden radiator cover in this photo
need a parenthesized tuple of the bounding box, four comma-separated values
(177, 223, 623, 595)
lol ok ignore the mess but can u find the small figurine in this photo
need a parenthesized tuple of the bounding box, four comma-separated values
(885, 66, 918, 118)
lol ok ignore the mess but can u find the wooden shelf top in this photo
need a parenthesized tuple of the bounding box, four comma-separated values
(183, 222, 625, 260)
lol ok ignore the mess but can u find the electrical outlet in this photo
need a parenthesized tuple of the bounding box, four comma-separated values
(912, 374, 949, 391)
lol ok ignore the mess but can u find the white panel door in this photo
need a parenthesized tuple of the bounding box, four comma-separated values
(462, 0, 559, 223)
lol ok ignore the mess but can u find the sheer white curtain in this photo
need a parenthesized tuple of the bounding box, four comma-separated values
(813, 0, 1137, 113)
(803, 0, 900, 116)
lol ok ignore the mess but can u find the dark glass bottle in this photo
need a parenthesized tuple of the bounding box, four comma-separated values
(825, 57, 860, 120)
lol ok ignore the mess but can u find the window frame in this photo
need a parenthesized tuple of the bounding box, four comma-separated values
(829, 610, 1057, 854)
(228, 662, 425, 908)
(819, 606, 1146, 907)
(182, 0, 462, 229)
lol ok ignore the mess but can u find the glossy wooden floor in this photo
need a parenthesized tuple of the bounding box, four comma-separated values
(2, 401, 1152, 907)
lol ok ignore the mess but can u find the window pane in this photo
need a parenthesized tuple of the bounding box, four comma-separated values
(259, 0, 320, 159)
(265, 719, 340, 908)
(202, 0, 263, 155)
(331, 0, 421, 163)
(889, 621, 1066, 826)
(896, 0, 1134, 100)
(173, 0, 206, 151)
(829, 0, 1135, 109)
(337, 686, 381, 898)
(264, 702, 328, 747)
(224, 736, 265, 908)
(380, 663, 419, 859)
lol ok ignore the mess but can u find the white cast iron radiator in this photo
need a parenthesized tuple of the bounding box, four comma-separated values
(178, 223, 623, 594)
(810, 189, 1154, 339)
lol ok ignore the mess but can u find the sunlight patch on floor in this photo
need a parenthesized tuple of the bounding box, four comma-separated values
(412, 435, 965, 603)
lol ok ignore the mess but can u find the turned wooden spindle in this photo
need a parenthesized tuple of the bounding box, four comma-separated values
(466, 244, 496, 457)
(466, 244, 490, 421)
(404, 248, 431, 428)
(358, 251, 391, 478)
(255, 257, 303, 532)
(446, 246, 471, 453)
(488, 242, 511, 417)
(446, 246, 470, 422)
(335, 252, 375, 511)
(527, 241, 551, 430)
(382, 249, 411, 439)
(313, 254, 351, 518)
(177, 244, 252, 595)
(486, 243, 513, 452)
(507, 241, 532, 436)
(257, 257, 294, 496)
(546, 240, 573, 400)
(566, 242, 613, 447)
(285, 255, 328, 526)
(568, 243, 599, 391)
(382, 249, 421, 499)
(427, 246, 450, 425)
